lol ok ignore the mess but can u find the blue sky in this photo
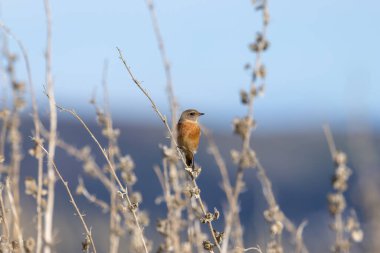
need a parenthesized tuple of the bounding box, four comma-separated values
(1, 0, 379, 132)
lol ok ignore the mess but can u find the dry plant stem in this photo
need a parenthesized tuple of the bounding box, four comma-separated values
(203, 125, 245, 249)
(41, 127, 115, 191)
(101, 62, 121, 253)
(0, 185, 10, 243)
(36, 143, 97, 253)
(323, 125, 348, 252)
(5, 178, 25, 253)
(0, 22, 44, 253)
(43, 1, 57, 253)
(295, 221, 308, 253)
(117, 48, 222, 251)
(202, 127, 234, 205)
(144, 3, 183, 249)
(144, 0, 178, 133)
(222, 4, 268, 251)
(78, 177, 109, 212)
(0, 45, 8, 172)
(323, 125, 337, 159)
(0, 107, 9, 173)
(51, 103, 149, 253)
(3, 40, 23, 240)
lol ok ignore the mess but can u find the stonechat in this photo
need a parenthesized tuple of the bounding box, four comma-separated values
(177, 109, 205, 168)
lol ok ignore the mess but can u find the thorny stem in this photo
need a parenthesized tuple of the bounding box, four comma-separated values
(117, 47, 222, 251)
(36, 142, 97, 253)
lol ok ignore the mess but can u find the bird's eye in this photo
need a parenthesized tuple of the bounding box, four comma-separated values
(190, 112, 195, 116)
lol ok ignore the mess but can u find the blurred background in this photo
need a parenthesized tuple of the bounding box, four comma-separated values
(1, 0, 379, 252)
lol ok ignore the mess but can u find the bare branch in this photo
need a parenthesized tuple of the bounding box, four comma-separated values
(36, 141, 97, 253)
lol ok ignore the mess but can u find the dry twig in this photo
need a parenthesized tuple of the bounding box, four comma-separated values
(117, 47, 222, 252)
(35, 142, 97, 253)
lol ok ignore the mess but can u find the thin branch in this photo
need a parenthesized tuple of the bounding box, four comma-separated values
(36, 141, 97, 253)
(323, 124, 337, 158)
(144, 0, 178, 137)
(117, 47, 221, 251)
(77, 177, 109, 213)
(46, 100, 149, 253)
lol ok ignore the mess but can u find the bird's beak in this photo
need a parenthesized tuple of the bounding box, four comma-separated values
(199, 112, 205, 116)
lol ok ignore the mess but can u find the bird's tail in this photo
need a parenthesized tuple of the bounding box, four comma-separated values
(181, 148, 194, 168)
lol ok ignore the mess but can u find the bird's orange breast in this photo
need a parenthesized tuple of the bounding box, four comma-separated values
(177, 120, 201, 153)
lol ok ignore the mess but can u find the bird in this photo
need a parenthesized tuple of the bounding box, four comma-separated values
(177, 109, 205, 168)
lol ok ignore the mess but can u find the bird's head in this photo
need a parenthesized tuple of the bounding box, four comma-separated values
(179, 109, 205, 123)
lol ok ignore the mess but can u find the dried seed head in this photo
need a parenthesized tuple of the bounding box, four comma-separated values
(264, 206, 284, 223)
(267, 240, 283, 253)
(82, 235, 90, 252)
(270, 221, 284, 236)
(327, 193, 346, 215)
(184, 166, 202, 180)
(233, 117, 255, 140)
(12, 81, 25, 91)
(183, 185, 201, 199)
(120, 155, 135, 172)
(160, 144, 178, 162)
(96, 111, 107, 126)
(131, 192, 142, 204)
(334, 151, 347, 165)
(240, 90, 250, 104)
(202, 240, 214, 251)
(11, 240, 19, 250)
(24, 237, 35, 253)
(331, 239, 350, 253)
(351, 229, 363, 243)
(213, 208, 220, 220)
(128, 202, 139, 212)
(214, 230, 224, 244)
(121, 171, 137, 185)
(239, 149, 256, 169)
(332, 165, 352, 192)
(25, 177, 38, 196)
(230, 149, 241, 165)
(200, 212, 214, 223)
(156, 219, 169, 235)
(256, 64, 266, 79)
